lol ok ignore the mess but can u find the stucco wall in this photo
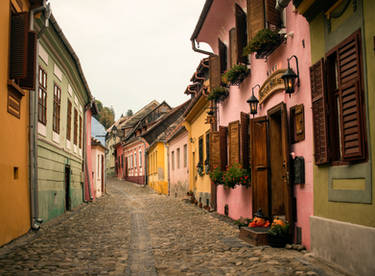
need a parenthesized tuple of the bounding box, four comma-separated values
(91, 146, 105, 198)
(148, 142, 168, 194)
(124, 140, 146, 184)
(168, 130, 189, 198)
(0, 0, 31, 246)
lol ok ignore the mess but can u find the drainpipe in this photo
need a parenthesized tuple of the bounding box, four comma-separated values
(191, 39, 214, 56)
(29, 0, 51, 231)
(84, 102, 93, 201)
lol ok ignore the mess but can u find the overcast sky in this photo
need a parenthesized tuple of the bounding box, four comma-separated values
(48, 0, 211, 119)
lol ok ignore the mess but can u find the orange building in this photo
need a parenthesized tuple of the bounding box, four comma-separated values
(0, 0, 44, 246)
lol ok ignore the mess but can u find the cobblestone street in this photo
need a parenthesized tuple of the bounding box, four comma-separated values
(0, 178, 348, 275)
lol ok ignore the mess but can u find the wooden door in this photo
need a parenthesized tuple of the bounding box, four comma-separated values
(64, 166, 71, 211)
(250, 116, 269, 217)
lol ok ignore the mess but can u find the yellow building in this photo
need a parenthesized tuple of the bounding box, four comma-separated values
(148, 142, 169, 195)
(184, 93, 212, 208)
(0, 0, 44, 246)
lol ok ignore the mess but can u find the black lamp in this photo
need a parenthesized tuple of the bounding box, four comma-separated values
(247, 84, 260, 117)
(281, 55, 300, 96)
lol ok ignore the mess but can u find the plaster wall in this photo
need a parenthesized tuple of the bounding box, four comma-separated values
(0, 0, 31, 247)
(124, 140, 146, 184)
(115, 144, 124, 179)
(207, 2, 313, 248)
(148, 142, 168, 194)
(168, 130, 189, 198)
(91, 146, 105, 198)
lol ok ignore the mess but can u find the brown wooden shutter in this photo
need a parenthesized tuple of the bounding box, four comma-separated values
(209, 55, 221, 91)
(228, 121, 240, 166)
(240, 112, 250, 168)
(336, 30, 366, 161)
(19, 31, 37, 89)
(310, 58, 329, 165)
(219, 126, 228, 170)
(10, 12, 29, 79)
(235, 4, 247, 64)
(218, 39, 227, 74)
(247, 0, 265, 40)
(290, 104, 305, 143)
(229, 28, 238, 67)
(265, 0, 281, 29)
(210, 131, 221, 170)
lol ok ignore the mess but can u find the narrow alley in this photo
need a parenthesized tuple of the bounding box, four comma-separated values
(0, 178, 347, 276)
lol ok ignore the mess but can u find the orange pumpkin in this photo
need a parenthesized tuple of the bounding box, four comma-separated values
(272, 217, 286, 227)
(249, 217, 270, 228)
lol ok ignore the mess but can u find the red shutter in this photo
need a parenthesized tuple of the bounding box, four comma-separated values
(228, 121, 240, 166)
(229, 28, 238, 67)
(310, 58, 329, 165)
(337, 30, 366, 161)
(240, 112, 250, 168)
(10, 12, 29, 79)
(219, 126, 228, 170)
(20, 31, 37, 89)
(209, 55, 221, 91)
(235, 4, 248, 64)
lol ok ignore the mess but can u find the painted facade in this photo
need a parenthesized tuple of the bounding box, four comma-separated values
(34, 14, 92, 222)
(148, 142, 168, 194)
(124, 140, 146, 184)
(167, 127, 189, 198)
(0, 0, 42, 247)
(295, 1, 375, 275)
(193, 0, 313, 248)
(91, 138, 106, 198)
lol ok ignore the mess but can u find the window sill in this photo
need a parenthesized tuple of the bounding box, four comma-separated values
(7, 80, 25, 97)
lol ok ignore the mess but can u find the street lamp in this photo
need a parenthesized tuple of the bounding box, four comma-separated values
(247, 84, 260, 117)
(281, 55, 300, 96)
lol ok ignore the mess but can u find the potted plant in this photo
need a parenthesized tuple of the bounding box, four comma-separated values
(222, 163, 251, 188)
(234, 216, 252, 229)
(244, 29, 284, 59)
(267, 218, 290, 248)
(223, 64, 250, 86)
(207, 86, 229, 102)
(204, 159, 210, 174)
(209, 166, 224, 185)
(197, 162, 204, 177)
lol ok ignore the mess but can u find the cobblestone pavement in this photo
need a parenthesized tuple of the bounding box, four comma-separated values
(0, 178, 348, 275)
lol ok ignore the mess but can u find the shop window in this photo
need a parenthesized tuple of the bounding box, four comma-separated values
(310, 30, 366, 164)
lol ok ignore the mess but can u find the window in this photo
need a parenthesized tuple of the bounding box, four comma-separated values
(218, 39, 227, 74)
(184, 144, 187, 168)
(171, 151, 175, 170)
(79, 116, 82, 148)
(38, 67, 47, 124)
(53, 84, 61, 133)
(73, 108, 78, 145)
(139, 150, 142, 167)
(134, 151, 137, 167)
(206, 132, 210, 165)
(177, 148, 180, 169)
(198, 136, 204, 164)
(66, 100, 72, 140)
(310, 30, 367, 164)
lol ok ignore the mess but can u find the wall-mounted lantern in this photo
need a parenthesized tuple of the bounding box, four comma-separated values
(281, 55, 300, 96)
(247, 84, 260, 117)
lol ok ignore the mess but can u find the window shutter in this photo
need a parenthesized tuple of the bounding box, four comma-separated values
(19, 31, 37, 90)
(10, 12, 29, 79)
(229, 28, 238, 67)
(218, 39, 227, 74)
(247, 0, 281, 40)
(235, 4, 248, 64)
(310, 58, 329, 165)
(210, 131, 221, 170)
(240, 112, 250, 168)
(290, 104, 305, 143)
(219, 126, 228, 170)
(228, 121, 240, 166)
(337, 30, 366, 161)
(209, 55, 221, 91)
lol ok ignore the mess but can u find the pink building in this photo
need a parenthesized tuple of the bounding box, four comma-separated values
(84, 103, 97, 201)
(167, 126, 189, 198)
(91, 138, 106, 197)
(192, 0, 313, 248)
(115, 142, 124, 180)
(123, 140, 146, 184)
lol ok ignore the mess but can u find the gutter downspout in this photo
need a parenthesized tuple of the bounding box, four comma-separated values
(84, 102, 93, 201)
(191, 39, 214, 56)
(29, 0, 50, 231)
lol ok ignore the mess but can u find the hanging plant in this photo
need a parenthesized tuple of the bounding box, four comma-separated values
(243, 29, 284, 59)
(222, 163, 251, 188)
(207, 86, 229, 102)
(223, 64, 250, 86)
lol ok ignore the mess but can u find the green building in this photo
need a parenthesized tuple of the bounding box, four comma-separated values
(294, 0, 375, 275)
(32, 14, 92, 222)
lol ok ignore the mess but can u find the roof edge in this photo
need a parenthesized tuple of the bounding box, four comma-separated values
(190, 0, 214, 41)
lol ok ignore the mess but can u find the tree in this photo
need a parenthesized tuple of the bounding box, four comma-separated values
(94, 99, 115, 129)
(126, 109, 133, 116)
